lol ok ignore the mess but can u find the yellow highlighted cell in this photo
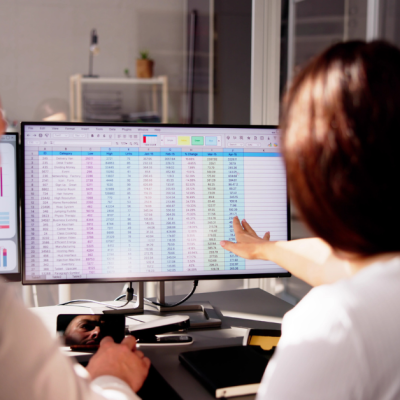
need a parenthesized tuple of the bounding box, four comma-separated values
(178, 136, 191, 145)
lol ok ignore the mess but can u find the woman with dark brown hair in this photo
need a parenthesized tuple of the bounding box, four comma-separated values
(221, 40, 400, 399)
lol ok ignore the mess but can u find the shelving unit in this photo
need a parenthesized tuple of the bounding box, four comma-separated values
(69, 74, 169, 123)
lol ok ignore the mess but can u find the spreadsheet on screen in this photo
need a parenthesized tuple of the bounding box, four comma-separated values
(22, 125, 288, 282)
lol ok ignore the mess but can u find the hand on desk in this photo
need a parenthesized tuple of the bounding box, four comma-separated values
(86, 336, 151, 393)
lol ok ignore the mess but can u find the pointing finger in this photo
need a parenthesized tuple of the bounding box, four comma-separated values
(232, 216, 244, 236)
(242, 219, 257, 237)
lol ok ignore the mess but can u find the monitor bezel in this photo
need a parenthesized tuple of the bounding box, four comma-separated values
(1, 132, 21, 282)
(20, 121, 291, 285)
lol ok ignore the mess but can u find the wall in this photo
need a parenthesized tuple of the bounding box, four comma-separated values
(0, 0, 249, 307)
(0, 0, 186, 123)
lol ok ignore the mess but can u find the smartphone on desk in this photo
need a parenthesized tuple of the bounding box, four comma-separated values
(57, 314, 125, 351)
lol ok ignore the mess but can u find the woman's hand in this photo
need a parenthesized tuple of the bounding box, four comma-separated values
(220, 216, 271, 260)
(220, 217, 354, 287)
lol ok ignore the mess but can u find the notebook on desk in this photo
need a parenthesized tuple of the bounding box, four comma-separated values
(179, 328, 281, 398)
(179, 345, 276, 398)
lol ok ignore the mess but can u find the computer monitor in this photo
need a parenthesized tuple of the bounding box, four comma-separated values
(20, 122, 290, 285)
(0, 132, 21, 282)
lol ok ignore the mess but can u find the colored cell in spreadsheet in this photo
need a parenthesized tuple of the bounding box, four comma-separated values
(0, 212, 10, 229)
(3, 248, 7, 267)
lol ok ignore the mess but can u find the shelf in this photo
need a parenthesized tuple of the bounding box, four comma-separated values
(69, 74, 169, 123)
(79, 76, 166, 85)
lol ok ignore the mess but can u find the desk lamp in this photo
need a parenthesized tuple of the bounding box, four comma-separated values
(85, 29, 100, 78)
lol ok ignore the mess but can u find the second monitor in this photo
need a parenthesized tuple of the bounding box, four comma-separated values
(0, 133, 20, 282)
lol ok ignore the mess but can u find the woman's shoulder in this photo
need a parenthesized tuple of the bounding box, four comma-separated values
(259, 257, 400, 400)
(283, 255, 400, 347)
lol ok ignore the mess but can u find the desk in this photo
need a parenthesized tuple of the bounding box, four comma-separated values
(33, 288, 293, 400)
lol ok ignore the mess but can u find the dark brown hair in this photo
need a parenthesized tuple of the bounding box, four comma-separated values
(281, 40, 400, 256)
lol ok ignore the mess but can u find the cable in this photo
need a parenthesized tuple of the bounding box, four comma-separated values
(114, 293, 158, 308)
(59, 298, 131, 309)
(116, 280, 199, 308)
(58, 283, 146, 323)
(59, 300, 146, 323)
(152, 280, 198, 307)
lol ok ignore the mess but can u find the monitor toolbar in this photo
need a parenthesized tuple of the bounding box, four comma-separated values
(24, 125, 280, 150)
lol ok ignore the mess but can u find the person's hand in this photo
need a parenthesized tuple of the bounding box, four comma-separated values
(86, 336, 150, 393)
(220, 216, 271, 260)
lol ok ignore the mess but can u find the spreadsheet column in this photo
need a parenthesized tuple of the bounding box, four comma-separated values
(25, 147, 39, 278)
(244, 152, 287, 269)
(39, 147, 54, 277)
(82, 148, 102, 276)
(161, 148, 183, 272)
(139, 149, 162, 273)
(101, 147, 122, 274)
(182, 150, 204, 272)
(224, 149, 245, 270)
(203, 150, 225, 271)
(260, 156, 287, 240)
(53, 147, 83, 278)
(120, 148, 140, 274)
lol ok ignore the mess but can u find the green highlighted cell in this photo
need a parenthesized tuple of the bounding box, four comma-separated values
(191, 136, 204, 145)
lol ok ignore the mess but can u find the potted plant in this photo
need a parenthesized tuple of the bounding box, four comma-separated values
(136, 51, 154, 78)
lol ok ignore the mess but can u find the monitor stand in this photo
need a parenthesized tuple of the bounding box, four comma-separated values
(155, 282, 221, 329)
(102, 282, 145, 315)
(103, 282, 221, 329)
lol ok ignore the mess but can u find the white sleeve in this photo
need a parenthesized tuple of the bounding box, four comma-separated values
(256, 286, 367, 400)
(0, 279, 140, 400)
(91, 375, 141, 400)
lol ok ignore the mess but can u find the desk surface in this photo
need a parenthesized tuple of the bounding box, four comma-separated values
(33, 288, 293, 400)
(140, 288, 292, 400)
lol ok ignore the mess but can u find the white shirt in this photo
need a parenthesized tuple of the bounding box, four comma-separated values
(0, 279, 140, 400)
(257, 256, 400, 400)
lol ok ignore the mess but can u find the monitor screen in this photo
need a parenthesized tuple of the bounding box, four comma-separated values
(0, 133, 20, 281)
(21, 123, 290, 284)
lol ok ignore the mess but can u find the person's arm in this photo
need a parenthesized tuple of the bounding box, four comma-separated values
(220, 217, 350, 287)
(0, 279, 149, 400)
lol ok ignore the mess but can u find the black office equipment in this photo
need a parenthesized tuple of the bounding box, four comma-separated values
(179, 345, 276, 398)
